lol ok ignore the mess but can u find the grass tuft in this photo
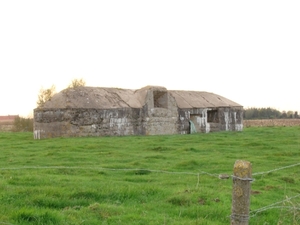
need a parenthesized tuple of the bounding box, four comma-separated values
(13, 208, 61, 224)
(134, 169, 151, 175)
(167, 194, 192, 206)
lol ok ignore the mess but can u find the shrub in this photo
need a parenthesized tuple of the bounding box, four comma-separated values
(13, 116, 33, 132)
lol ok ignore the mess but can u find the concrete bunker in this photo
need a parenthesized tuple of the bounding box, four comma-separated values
(33, 86, 243, 139)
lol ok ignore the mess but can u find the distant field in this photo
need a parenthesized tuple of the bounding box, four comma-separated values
(0, 120, 13, 125)
(0, 127, 299, 224)
(244, 119, 300, 127)
(0, 121, 13, 132)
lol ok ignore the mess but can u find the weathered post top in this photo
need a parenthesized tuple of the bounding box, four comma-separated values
(233, 160, 252, 179)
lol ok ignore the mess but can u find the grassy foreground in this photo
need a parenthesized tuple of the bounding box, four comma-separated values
(0, 127, 299, 225)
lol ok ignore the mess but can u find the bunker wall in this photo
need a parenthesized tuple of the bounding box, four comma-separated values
(178, 107, 243, 134)
(34, 108, 142, 139)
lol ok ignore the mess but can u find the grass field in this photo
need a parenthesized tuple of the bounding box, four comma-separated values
(0, 127, 300, 224)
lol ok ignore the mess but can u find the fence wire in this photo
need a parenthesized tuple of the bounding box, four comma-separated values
(0, 161, 299, 179)
(1, 161, 300, 221)
(0, 165, 220, 177)
(250, 193, 300, 217)
(253, 162, 300, 176)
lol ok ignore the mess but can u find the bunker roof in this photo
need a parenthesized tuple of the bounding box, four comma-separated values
(42, 86, 242, 109)
(169, 90, 241, 108)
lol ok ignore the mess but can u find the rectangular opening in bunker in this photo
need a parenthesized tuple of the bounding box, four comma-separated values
(189, 114, 203, 133)
(236, 110, 242, 123)
(153, 91, 168, 108)
(207, 110, 219, 123)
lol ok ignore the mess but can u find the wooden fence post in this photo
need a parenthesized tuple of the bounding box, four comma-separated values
(231, 160, 252, 225)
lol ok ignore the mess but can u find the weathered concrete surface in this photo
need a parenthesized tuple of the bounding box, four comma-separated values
(43, 86, 144, 109)
(142, 86, 179, 135)
(34, 86, 243, 139)
(34, 108, 142, 138)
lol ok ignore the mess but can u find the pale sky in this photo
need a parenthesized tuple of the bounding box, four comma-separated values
(1, 1, 299, 117)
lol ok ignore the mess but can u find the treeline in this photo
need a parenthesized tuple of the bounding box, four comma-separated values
(244, 107, 299, 120)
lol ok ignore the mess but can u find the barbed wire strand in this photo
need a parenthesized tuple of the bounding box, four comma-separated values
(1, 164, 300, 221)
(1, 161, 299, 179)
(0, 166, 222, 179)
(0, 161, 299, 186)
(250, 193, 300, 217)
(252, 162, 300, 176)
(251, 206, 300, 217)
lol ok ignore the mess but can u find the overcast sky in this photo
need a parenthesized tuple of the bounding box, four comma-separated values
(1, 1, 299, 117)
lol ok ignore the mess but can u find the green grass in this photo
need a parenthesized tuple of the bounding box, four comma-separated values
(0, 126, 300, 224)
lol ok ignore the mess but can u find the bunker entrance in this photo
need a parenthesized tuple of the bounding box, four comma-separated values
(190, 114, 203, 133)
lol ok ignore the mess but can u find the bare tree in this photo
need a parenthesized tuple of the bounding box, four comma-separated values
(36, 85, 56, 108)
(67, 78, 86, 89)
